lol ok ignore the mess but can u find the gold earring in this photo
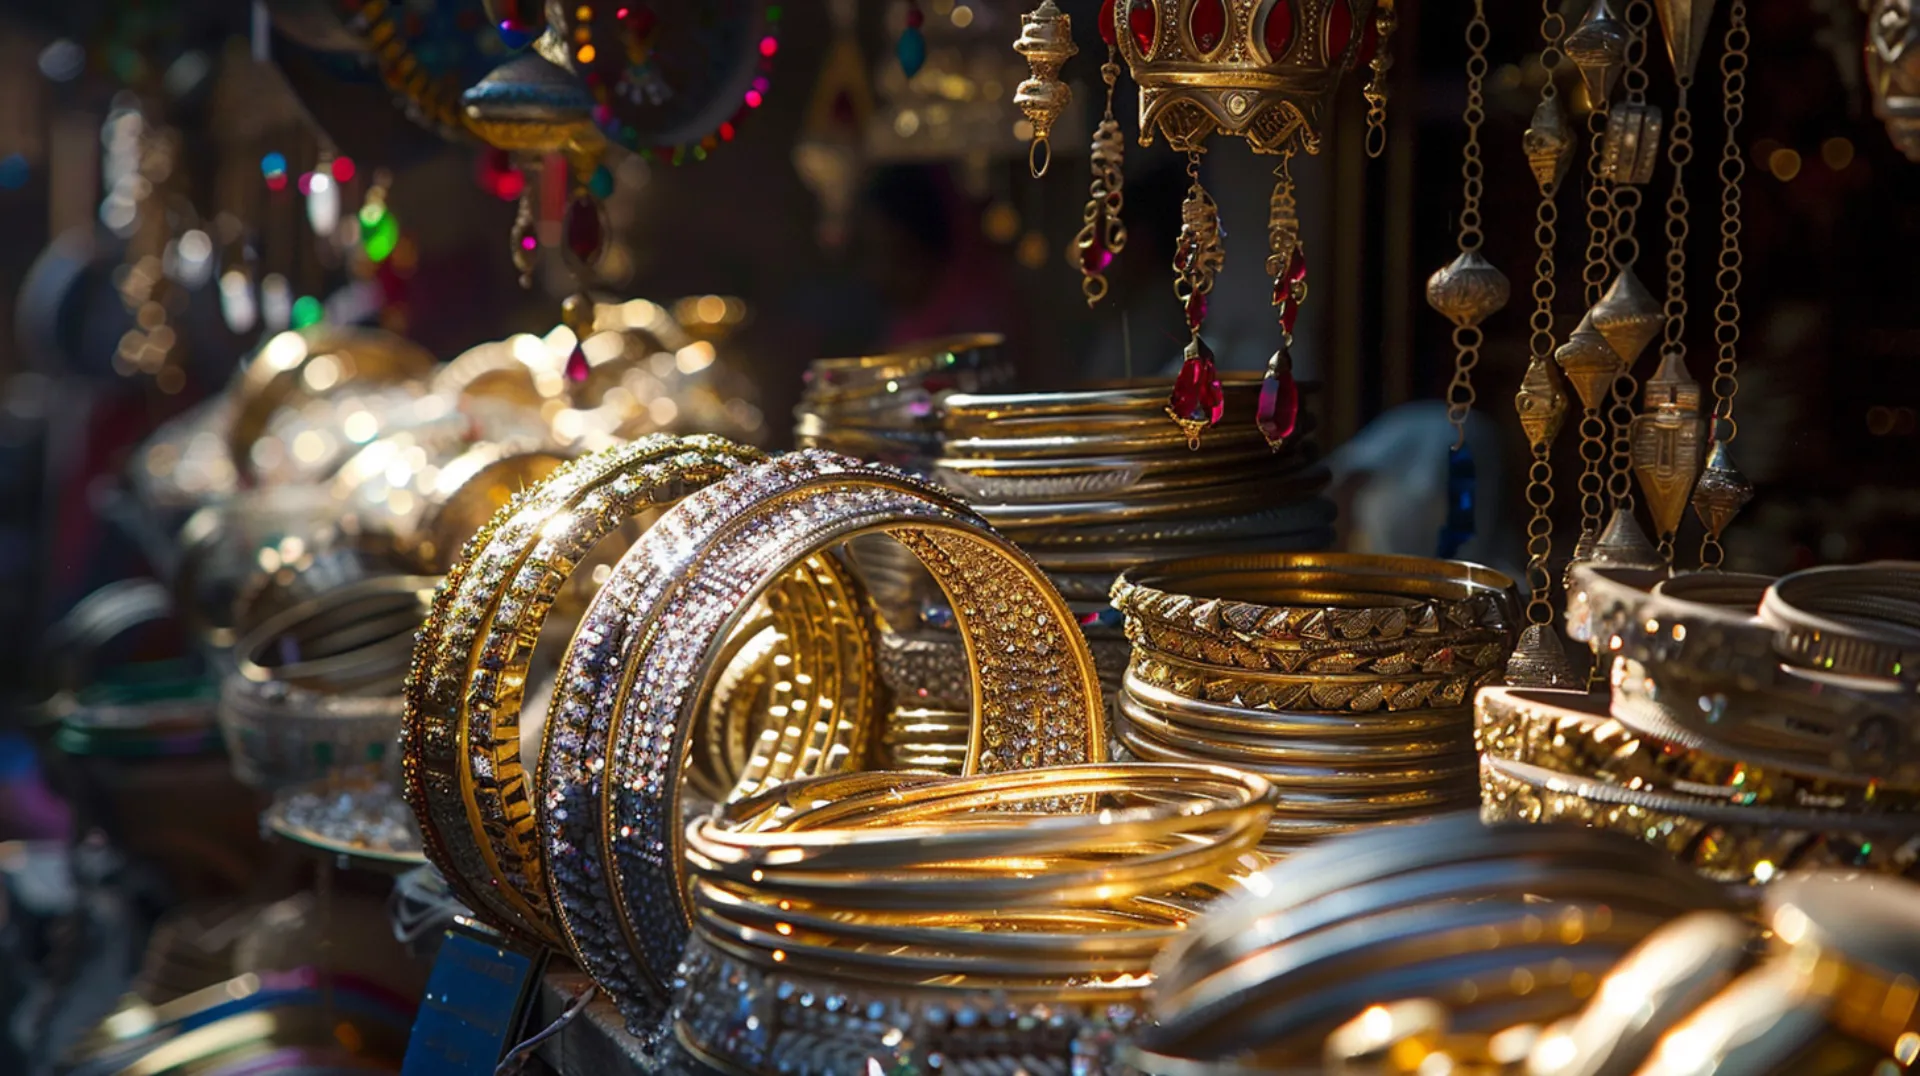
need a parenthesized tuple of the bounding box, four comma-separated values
(1076, 16, 1127, 306)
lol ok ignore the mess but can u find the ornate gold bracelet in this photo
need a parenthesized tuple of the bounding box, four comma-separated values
(402, 434, 767, 947)
(1129, 648, 1497, 715)
(539, 451, 1106, 1021)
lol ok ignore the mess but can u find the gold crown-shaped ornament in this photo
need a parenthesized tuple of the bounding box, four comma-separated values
(1112, 0, 1380, 155)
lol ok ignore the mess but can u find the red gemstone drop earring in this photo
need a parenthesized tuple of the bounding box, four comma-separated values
(1075, 3, 1127, 306)
(1165, 150, 1226, 449)
(558, 151, 611, 384)
(1259, 151, 1305, 449)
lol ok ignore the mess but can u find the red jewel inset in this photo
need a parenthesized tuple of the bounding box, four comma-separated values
(1081, 212, 1114, 275)
(1128, 0, 1157, 55)
(1170, 338, 1226, 427)
(564, 196, 605, 263)
(1325, 0, 1354, 62)
(1257, 346, 1300, 445)
(1189, 0, 1227, 52)
(1099, 0, 1118, 46)
(1263, 0, 1295, 58)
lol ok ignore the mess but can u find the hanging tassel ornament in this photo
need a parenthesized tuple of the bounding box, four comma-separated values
(898, 1, 928, 79)
(1076, 19, 1128, 306)
(1014, 1, 1076, 177)
(557, 155, 611, 384)
(1165, 152, 1226, 449)
(1259, 154, 1304, 450)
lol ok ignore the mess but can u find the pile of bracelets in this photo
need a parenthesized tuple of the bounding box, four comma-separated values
(1111, 553, 1519, 854)
(674, 764, 1274, 1075)
(1479, 562, 1920, 884)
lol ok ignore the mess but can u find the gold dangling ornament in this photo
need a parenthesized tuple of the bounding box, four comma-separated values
(556, 152, 611, 386)
(1013, 1, 1076, 178)
(1076, 14, 1128, 307)
(1260, 153, 1305, 450)
(1361, 1, 1398, 158)
(1165, 152, 1226, 450)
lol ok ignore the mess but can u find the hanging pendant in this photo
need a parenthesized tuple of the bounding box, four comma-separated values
(561, 292, 596, 385)
(1566, 0, 1630, 103)
(1426, 250, 1510, 329)
(1168, 336, 1226, 450)
(1075, 51, 1128, 306)
(1505, 625, 1582, 689)
(1691, 438, 1754, 540)
(1013, 1, 1077, 177)
(898, 1, 928, 77)
(1256, 344, 1299, 449)
(1631, 352, 1706, 543)
(1515, 357, 1571, 449)
(1360, 3, 1397, 158)
(1553, 317, 1624, 412)
(1591, 269, 1665, 365)
(1166, 154, 1225, 446)
(1523, 94, 1575, 195)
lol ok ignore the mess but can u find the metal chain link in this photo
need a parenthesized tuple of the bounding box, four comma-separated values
(1702, 0, 1749, 569)
(1577, 33, 1619, 549)
(1523, 0, 1567, 627)
(1606, 0, 1654, 511)
(1444, 0, 1492, 448)
(1364, 5, 1398, 159)
(1660, 87, 1695, 361)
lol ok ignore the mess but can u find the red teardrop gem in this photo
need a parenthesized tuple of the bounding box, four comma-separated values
(495, 0, 542, 34)
(1189, 0, 1227, 51)
(1356, 12, 1380, 67)
(1099, 0, 1118, 46)
(1081, 214, 1113, 275)
(1185, 288, 1209, 332)
(1288, 244, 1309, 285)
(565, 344, 590, 383)
(1169, 340, 1226, 426)
(1128, 0, 1157, 55)
(1257, 348, 1300, 446)
(565, 196, 605, 264)
(1325, 0, 1354, 62)
(1263, 0, 1295, 57)
(1281, 300, 1300, 335)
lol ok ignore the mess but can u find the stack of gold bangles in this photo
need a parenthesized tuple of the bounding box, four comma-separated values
(402, 438, 1110, 1028)
(1131, 813, 1734, 1072)
(1111, 553, 1519, 853)
(673, 763, 1274, 1075)
(1478, 563, 1920, 884)
(792, 333, 1010, 474)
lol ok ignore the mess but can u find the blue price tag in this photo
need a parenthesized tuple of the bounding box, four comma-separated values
(402, 923, 546, 1076)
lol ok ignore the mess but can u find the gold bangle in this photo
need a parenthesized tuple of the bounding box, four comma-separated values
(971, 467, 1330, 528)
(1766, 872, 1920, 1058)
(402, 434, 766, 947)
(1761, 563, 1920, 683)
(1129, 648, 1498, 714)
(1480, 755, 1920, 884)
(1477, 685, 1920, 811)
(1122, 668, 1470, 738)
(539, 450, 1107, 1017)
(228, 327, 436, 481)
(940, 376, 1272, 429)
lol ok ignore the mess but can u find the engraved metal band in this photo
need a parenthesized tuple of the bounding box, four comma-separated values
(539, 451, 1107, 1020)
(1760, 563, 1920, 684)
(402, 434, 764, 946)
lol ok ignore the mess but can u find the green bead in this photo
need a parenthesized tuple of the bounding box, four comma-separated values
(291, 295, 324, 329)
(359, 203, 400, 262)
(588, 165, 614, 199)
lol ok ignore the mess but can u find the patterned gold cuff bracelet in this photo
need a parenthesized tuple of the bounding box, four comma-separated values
(539, 450, 1107, 1022)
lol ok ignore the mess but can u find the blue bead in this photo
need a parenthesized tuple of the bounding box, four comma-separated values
(1437, 443, 1477, 558)
(897, 27, 927, 77)
(496, 24, 534, 49)
(587, 165, 614, 199)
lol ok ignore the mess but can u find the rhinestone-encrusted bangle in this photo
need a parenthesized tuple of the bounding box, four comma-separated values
(402, 434, 764, 946)
(540, 450, 1108, 1026)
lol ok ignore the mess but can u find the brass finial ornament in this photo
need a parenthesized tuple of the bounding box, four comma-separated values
(1590, 269, 1665, 365)
(1867, 0, 1920, 161)
(1515, 358, 1570, 450)
(1652, 0, 1721, 83)
(1014, 0, 1077, 177)
(1554, 318, 1625, 412)
(1426, 251, 1510, 329)
(1523, 94, 1575, 194)
(1505, 624, 1583, 689)
(1113, 0, 1380, 156)
(1564, 507, 1665, 647)
(1631, 353, 1705, 546)
(1691, 440, 1754, 542)
(1566, 0, 1630, 103)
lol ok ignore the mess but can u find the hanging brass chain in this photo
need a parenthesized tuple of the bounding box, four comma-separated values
(1442, 0, 1493, 450)
(1702, 0, 1749, 569)
(1363, 4, 1398, 158)
(1606, 0, 1653, 512)
(1522, 0, 1567, 628)
(1575, 35, 1618, 553)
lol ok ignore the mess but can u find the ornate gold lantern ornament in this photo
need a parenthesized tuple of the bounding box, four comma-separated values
(1868, 0, 1920, 161)
(1015, 0, 1388, 449)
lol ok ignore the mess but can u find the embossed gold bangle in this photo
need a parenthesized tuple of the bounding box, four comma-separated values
(539, 450, 1107, 1020)
(1480, 755, 1920, 884)
(228, 328, 437, 480)
(1122, 669, 1471, 739)
(940, 377, 1269, 433)
(1129, 649, 1497, 715)
(1761, 563, 1920, 683)
(402, 434, 767, 947)
(1476, 685, 1920, 813)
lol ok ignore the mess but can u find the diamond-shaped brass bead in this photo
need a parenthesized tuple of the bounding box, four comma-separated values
(1566, 0, 1630, 104)
(1591, 270, 1665, 365)
(1515, 357, 1570, 450)
(1505, 624, 1583, 689)
(1426, 250, 1511, 329)
(1691, 440, 1755, 539)
(1523, 95, 1575, 194)
(1554, 319, 1625, 412)
(1591, 508, 1666, 569)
